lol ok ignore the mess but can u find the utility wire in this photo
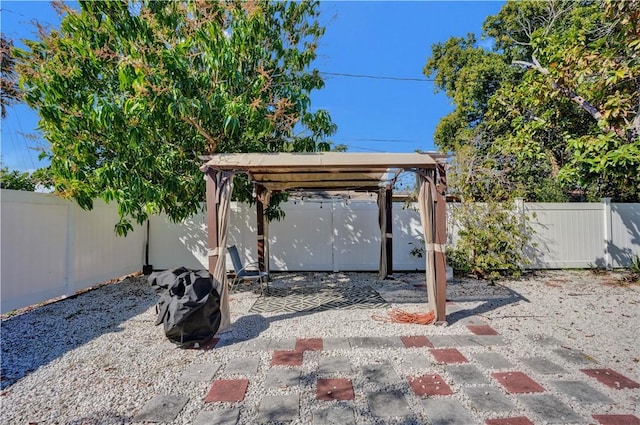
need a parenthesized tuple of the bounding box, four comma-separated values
(320, 71, 435, 83)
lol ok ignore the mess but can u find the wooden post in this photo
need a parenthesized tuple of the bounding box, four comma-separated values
(205, 169, 219, 275)
(434, 162, 448, 323)
(256, 185, 265, 272)
(385, 186, 393, 278)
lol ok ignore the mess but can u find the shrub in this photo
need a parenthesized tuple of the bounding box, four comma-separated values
(448, 200, 532, 281)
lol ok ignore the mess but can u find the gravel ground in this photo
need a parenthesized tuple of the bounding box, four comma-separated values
(1, 270, 639, 424)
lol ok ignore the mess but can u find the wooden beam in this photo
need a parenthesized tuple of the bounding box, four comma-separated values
(205, 169, 219, 275)
(385, 186, 393, 278)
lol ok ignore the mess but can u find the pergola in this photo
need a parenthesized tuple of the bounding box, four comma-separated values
(200, 152, 448, 330)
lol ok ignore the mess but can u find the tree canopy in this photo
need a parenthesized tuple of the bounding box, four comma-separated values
(1, 34, 22, 118)
(16, 0, 336, 235)
(425, 0, 640, 202)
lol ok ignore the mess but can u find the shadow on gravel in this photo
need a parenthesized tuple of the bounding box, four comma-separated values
(0, 277, 156, 390)
(445, 281, 530, 325)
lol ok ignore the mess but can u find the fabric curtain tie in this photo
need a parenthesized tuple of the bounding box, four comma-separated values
(207, 248, 219, 257)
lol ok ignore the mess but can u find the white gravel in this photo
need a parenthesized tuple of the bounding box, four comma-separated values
(1, 270, 639, 424)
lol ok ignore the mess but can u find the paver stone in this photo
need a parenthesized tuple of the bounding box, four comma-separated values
(519, 394, 585, 424)
(367, 390, 412, 417)
(256, 394, 299, 423)
(592, 414, 640, 425)
(422, 398, 475, 425)
(205, 379, 249, 403)
(581, 368, 640, 389)
(193, 408, 240, 425)
(493, 372, 544, 393)
(317, 378, 355, 401)
(133, 395, 189, 422)
(313, 407, 356, 425)
(552, 380, 613, 403)
(407, 373, 453, 396)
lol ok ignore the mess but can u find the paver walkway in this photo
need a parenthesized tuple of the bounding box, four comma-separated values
(135, 318, 640, 424)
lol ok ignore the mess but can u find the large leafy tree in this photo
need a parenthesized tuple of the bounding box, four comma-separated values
(425, 0, 639, 202)
(1, 34, 22, 118)
(16, 0, 336, 235)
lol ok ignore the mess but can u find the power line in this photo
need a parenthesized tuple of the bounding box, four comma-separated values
(320, 71, 435, 83)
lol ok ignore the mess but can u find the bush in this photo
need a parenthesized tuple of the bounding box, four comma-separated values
(448, 200, 532, 281)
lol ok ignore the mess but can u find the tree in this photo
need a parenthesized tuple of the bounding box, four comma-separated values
(425, 0, 639, 202)
(1, 34, 22, 118)
(15, 0, 336, 235)
(0, 166, 36, 191)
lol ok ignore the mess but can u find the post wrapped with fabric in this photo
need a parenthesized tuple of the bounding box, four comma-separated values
(205, 169, 235, 330)
(417, 170, 448, 323)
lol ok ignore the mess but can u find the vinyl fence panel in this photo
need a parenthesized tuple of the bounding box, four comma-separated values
(525, 203, 606, 268)
(269, 201, 334, 271)
(1, 190, 144, 314)
(610, 203, 640, 268)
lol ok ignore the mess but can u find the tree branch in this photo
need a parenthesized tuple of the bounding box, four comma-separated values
(513, 56, 619, 135)
(182, 116, 219, 152)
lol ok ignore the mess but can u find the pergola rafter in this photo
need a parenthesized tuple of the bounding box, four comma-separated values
(200, 152, 448, 330)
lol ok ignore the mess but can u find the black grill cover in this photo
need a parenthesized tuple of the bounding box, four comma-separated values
(149, 267, 221, 347)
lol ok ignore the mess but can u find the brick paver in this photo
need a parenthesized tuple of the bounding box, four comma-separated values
(592, 414, 640, 425)
(493, 372, 545, 393)
(407, 373, 453, 396)
(400, 335, 433, 348)
(486, 417, 535, 425)
(205, 379, 249, 403)
(430, 348, 469, 364)
(317, 378, 355, 401)
(581, 368, 640, 389)
(467, 325, 499, 335)
(187, 331, 638, 424)
(296, 338, 323, 351)
(271, 350, 304, 366)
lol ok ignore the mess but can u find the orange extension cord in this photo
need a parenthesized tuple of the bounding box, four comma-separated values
(372, 309, 436, 325)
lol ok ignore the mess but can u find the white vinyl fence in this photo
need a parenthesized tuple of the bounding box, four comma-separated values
(1, 190, 145, 313)
(149, 199, 426, 272)
(1, 189, 639, 313)
(525, 200, 640, 269)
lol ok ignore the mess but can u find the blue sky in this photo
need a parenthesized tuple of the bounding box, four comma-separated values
(0, 1, 505, 172)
